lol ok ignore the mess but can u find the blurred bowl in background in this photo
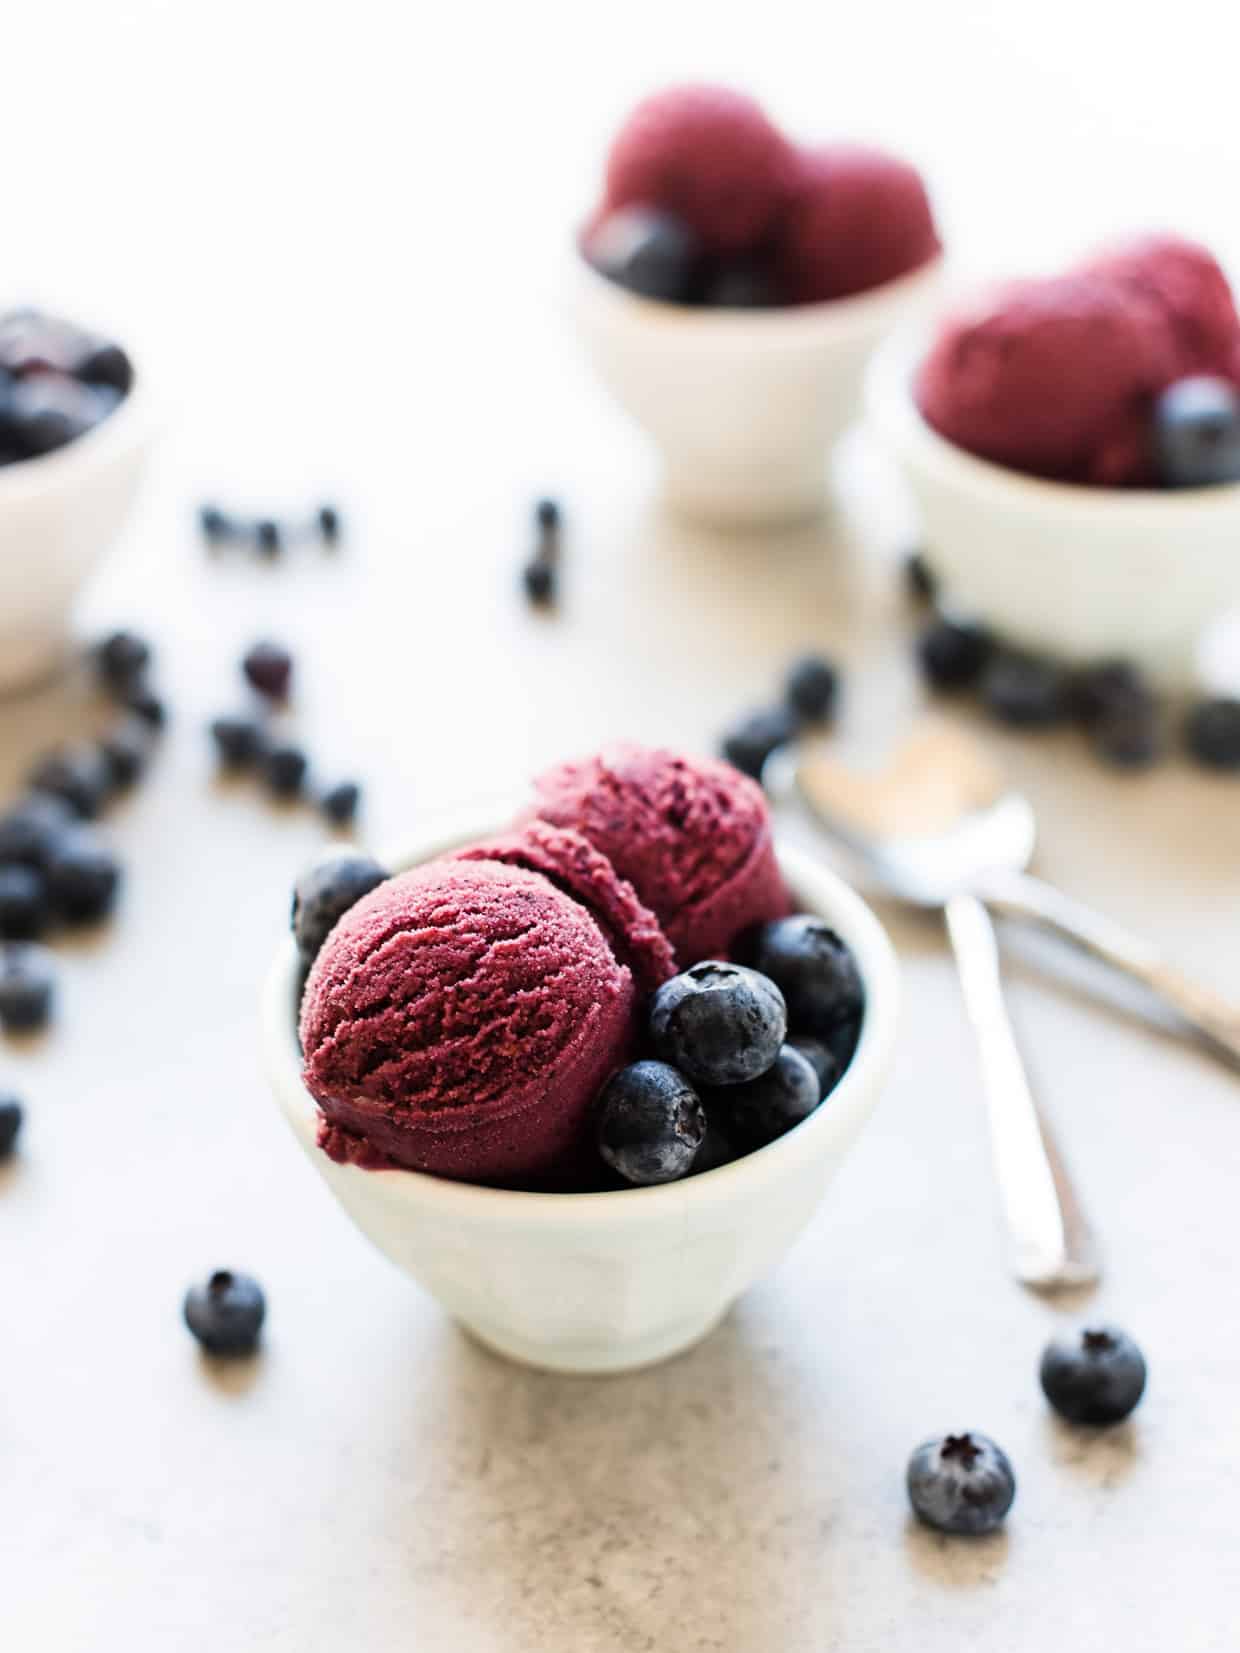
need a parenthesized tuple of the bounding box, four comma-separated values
(867, 329, 1240, 682)
(571, 251, 944, 530)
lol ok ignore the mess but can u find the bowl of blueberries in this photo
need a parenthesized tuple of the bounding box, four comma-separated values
(0, 306, 153, 694)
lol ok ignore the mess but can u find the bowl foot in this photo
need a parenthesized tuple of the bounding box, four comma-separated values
(459, 1302, 731, 1375)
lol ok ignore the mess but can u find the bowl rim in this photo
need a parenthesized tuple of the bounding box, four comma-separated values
(263, 807, 900, 1227)
(866, 324, 1240, 517)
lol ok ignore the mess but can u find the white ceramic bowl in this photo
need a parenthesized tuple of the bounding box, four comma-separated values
(572, 252, 944, 529)
(263, 813, 900, 1375)
(867, 329, 1240, 681)
(0, 353, 156, 695)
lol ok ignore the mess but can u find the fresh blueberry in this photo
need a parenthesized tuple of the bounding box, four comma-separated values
(291, 853, 388, 961)
(523, 558, 556, 605)
(9, 375, 117, 456)
(981, 651, 1069, 728)
(823, 1011, 862, 1073)
(714, 1043, 822, 1147)
(594, 1061, 706, 1185)
(784, 653, 839, 724)
(650, 961, 786, 1087)
(256, 518, 282, 555)
(28, 743, 113, 819)
(917, 617, 994, 690)
(209, 715, 266, 767)
(320, 781, 361, 828)
(904, 550, 938, 603)
(99, 719, 150, 788)
(585, 206, 702, 304)
(700, 260, 781, 308)
(1092, 705, 1161, 770)
(183, 1269, 266, 1356)
(788, 1036, 842, 1100)
(77, 340, 133, 394)
(45, 829, 121, 924)
(1184, 697, 1240, 770)
(750, 915, 864, 1037)
(0, 794, 75, 869)
(534, 497, 561, 534)
(0, 864, 50, 939)
(0, 1094, 22, 1157)
(907, 1432, 1016, 1536)
(1069, 659, 1154, 729)
(0, 943, 55, 1032)
(1040, 1325, 1147, 1425)
(1152, 375, 1240, 489)
(94, 628, 151, 690)
(199, 503, 233, 543)
(316, 503, 341, 544)
(243, 640, 293, 701)
(124, 686, 167, 729)
(263, 744, 309, 799)
(720, 705, 799, 782)
(691, 1117, 738, 1175)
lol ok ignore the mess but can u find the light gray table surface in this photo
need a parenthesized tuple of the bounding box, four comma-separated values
(4, 6, 1240, 1648)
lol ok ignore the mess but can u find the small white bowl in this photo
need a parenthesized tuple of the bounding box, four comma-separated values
(263, 811, 900, 1375)
(0, 351, 156, 695)
(571, 252, 944, 529)
(866, 330, 1240, 681)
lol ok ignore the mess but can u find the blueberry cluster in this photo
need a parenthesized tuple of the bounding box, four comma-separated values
(720, 651, 840, 781)
(594, 914, 863, 1186)
(0, 308, 132, 465)
(198, 501, 342, 558)
(906, 556, 1240, 773)
(521, 497, 562, 607)
(208, 642, 363, 827)
(907, 1324, 1147, 1536)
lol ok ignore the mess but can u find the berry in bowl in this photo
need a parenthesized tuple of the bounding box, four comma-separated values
(0, 307, 153, 694)
(867, 235, 1240, 680)
(264, 745, 898, 1374)
(572, 84, 944, 527)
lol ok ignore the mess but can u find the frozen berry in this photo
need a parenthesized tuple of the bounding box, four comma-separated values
(720, 705, 798, 781)
(523, 558, 556, 605)
(750, 915, 863, 1037)
(209, 715, 266, 768)
(183, 1269, 266, 1356)
(263, 744, 308, 798)
(94, 629, 151, 690)
(0, 943, 54, 1032)
(28, 744, 113, 819)
(907, 1432, 1016, 1536)
(45, 829, 121, 923)
(594, 1060, 707, 1185)
(715, 1043, 821, 1147)
(1040, 1326, 1147, 1425)
(784, 653, 839, 724)
(243, 641, 293, 700)
(320, 781, 361, 828)
(1184, 697, 1240, 770)
(0, 1094, 22, 1157)
(99, 719, 150, 788)
(291, 853, 388, 962)
(0, 864, 49, 940)
(0, 795, 74, 869)
(650, 961, 786, 1087)
(1153, 376, 1240, 488)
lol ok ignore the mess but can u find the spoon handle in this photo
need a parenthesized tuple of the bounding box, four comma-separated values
(944, 892, 1100, 1290)
(981, 870, 1240, 1071)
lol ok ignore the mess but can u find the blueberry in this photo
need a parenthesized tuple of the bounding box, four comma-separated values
(701, 260, 781, 308)
(0, 943, 55, 1032)
(320, 781, 361, 828)
(94, 628, 151, 690)
(124, 686, 167, 729)
(28, 743, 113, 819)
(99, 719, 150, 788)
(263, 744, 309, 799)
(256, 518, 282, 555)
(1069, 659, 1154, 729)
(523, 558, 556, 605)
(0, 1094, 22, 1157)
(585, 206, 702, 304)
(823, 1011, 862, 1073)
(9, 375, 117, 455)
(210, 715, 266, 767)
(788, 1036, 842, 1100)
(904, 550, 938, 603)
(1184, 697, 1240, 771)
(243, 640, 293, 700)
(917, 617, 994, 690)
(0, 864, 50, 939)
(981, 651, 1069, 728)
(1092, 706, 1161, 770)
(594, 1061, 706, 1185)
(0, 794, 75, 868)
(907, 1432, 1016, 1536)
(534, 497, 561, 534)
(750, 915, 864, 1037)
(316, 503, 341, 544)
(784, 653, 839, 724)
(199, 503, 233, 543)
(77, 340, 133, 394)
(45, 828, 121, 923)
(649, 961, 787, 1087)
(720, 705, 799, 782)
(1040, 1325, 1147, 1425)
(291, 853, 388, 961)
(714, 1043, 821, 1147)
(1153, 375, 1240, 489)
(183, 1269, 266, 1356)
(691, 1117, 738, 1175)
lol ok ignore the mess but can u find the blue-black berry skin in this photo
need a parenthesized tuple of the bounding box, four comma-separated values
(78, 341, 133, 394)
(0, 864, 50, 940)
(100, 720, 149, 788)
(691, 1117, 738, 1176)
(1153, 376, 1240, 489)
(1092, 706, 1161, 770)
(1069, 659, 1154, 729)
(594, 1061, 707, 1185)
(0, 1094, 22, 1156)
(981, 651, 1069, 729)
(917, 618, 993, 691)
(199, 503, 232, 543)
(183, 1270, 266, 1356)
(788, 1036, 842, 1100)
(210, 716, 267, 768)
(95, 629, 151, 690)
(256, 518, 282, 555)
(701, 261, 781, 308)
(534, 497, 560, 533)
(1184, 698, 1240, 771)
(750, 915, 864, 1038)
(907, 1432, 1016, 1536)
(0, 794, 75, 869)
(263, 745, 308, 799)
(243, 641, 293, 701)
(784, 653, 839, 725)
(45, 829, 122, 924)
(292, 854, 388, 962)
(523, 558, 556, 605)
(320, 781, 362, 828)
(125, 686, 167, 729)
(0, 943, 55, 1032)
(585, 207, 701, 304)
(1040, 1326, 1147, 1425)
(317, 504, 341, 543)
(28, 744, 113, 819)
(716, 1043, 822, 1147)
(650, 961, 787, 1087)
(720, 705, 799, 782)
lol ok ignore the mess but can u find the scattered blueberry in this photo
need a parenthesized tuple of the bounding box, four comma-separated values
(263, 744, 309, 799)
(0, 1094, 22, 1157)
(0, 794, 74, 869)
(0, 943, 55, 1032)
(183, 1270, 266, 1356)
(28, 744, 113, 819)
(0, 864, 50, 940)
(594, 1061, 707, 1185)
(650, 961, 786, 1087)
(534, 497, 561, 534)
(99, 719, 150, 788)
(199, 503, 232, 543)
(701, 260, 780, 308)
(720, 704, 799, 782)
(320, 781, 362, 828)
(45, 829, 121, 923)
(94, 629, 151, 690)
(78, 340, 133, 394)
(1040, 1326, 1147, 1426)
(1184, 697, 1240, 771)
(124, 686, 167, 729)
(584, 206, 702, 304)
(243, 640, 293, 701)
(291, 853, 388, 962)
(907, 1432, 1016, 1536)
(714, 1043, 822, 1147)
(917, 617, 994, 690)
(1153, 375, 1240, 489)
(256, 518, 282, 556)
(981, 650, 1069, 729)
(788, 1036, 842, 1101)
(523, 558, 556, 605)
(784, 653, 839, 724)
(316, 503, 341, 544)
(1092, 705, 1161, 770)
(750, 915, 864, 1037)
(1069, 659, 1154, 729)
(209, 715, 266, 768)
(904, 550, 938, 603)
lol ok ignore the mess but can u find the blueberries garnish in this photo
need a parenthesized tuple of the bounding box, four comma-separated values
(750, 914, 864, 1037)
(1184, 697, 1240, 771)
(28, 743, 113, 819)
(316, 503, 341, 544)
(256, 518, 282, 556)
(784, 653, 839, 724)
(0, 1094, 23, 1157)
(719, 704, 799, 782)
(291, 853, 388, 962)
(0, 943, 55, 1033)
(1152, 375, 1240, 489)
(320, 781, 362, 828)
(0, 864, 50, 940)
(523, 558, 557, 606)
(585, 206, 702, 304)
(650, 961, 786, 1087)
(714, 1043, 822, 1147)
(210, 715, 267, 768)
(243, 640, 293, 701)
(904, 550, 938, 603)
(1040, 1325, 1147, 1426)
(263, 744, 309, 799)
(917, 617, 994, 690)
(907, 1432, 1016, 1536)
(594, 1060, 707, 1185)
(981, 651, 1069, 729)
(183, 1269, 266, 1356)
(95, 629, 151, 691)
(45, 829, 121, 924)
